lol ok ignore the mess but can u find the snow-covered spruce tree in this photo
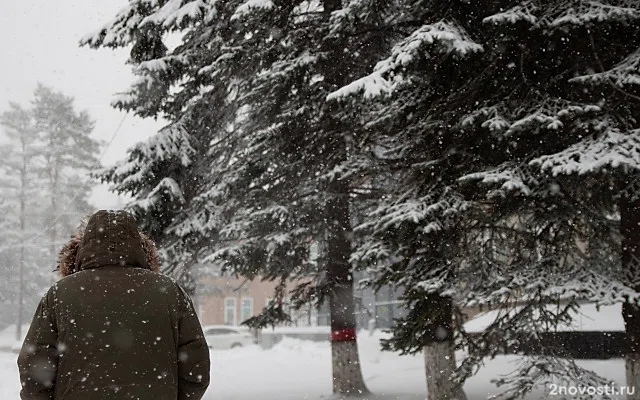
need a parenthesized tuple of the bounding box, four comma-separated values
(210, 1, 401, 394)
(330, 9, 483, 398)
(462, 2, 640, 396)
(332, 0, 640, 398)
(81, 0, 401, 394)
(87, 101, 228, 292)
(81, 1, 241, 292)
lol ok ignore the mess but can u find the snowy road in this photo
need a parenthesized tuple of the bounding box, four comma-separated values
(0, 332, 627, 399)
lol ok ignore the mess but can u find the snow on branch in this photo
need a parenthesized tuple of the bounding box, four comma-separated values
(231, 0, 274, 21)
(484, 1, 640, 30)
(266, 52, 318, 78)
(81, 0, 215, 47)
(80, 1, 152, 48)
(327, 21, 483, 101)
(460, 164, 532, 197)
(168, 209, 219, 238)
(460, 106, 510, 134)
(483, 2, 539, 26)
(204, 244, 243, 265)
(391, 21, 484, 59)
(141, 0, 185, 25)
(506, 100, 599, 137)
(329, 0, 386, 34)
(327, 72, 392, 101)
(461, 100, 600, 138)
(571, 47, 640, 87)
(293, 0, 322, 23)
(549, 1, 640, 28)
(109, 74, 157, 111)
(135, 55, 189, 74)
(507, 112, 564, 135)
(350, 239, 391, 266)
(135, 121, 196, 166)
(360, 187, 470, 235)
(531, 128, 640, 176)
(135, 177, 186, 211)
(140, 0, 211, 30)
(217, 204, 290, 242)
(104, 121, 195, 191)
(543, 268, 640, 306)
(490, 356, 613, 400)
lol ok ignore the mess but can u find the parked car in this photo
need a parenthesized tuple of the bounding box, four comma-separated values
(202, 325, 257, 349)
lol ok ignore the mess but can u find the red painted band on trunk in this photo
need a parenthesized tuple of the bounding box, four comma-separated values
(331, 328, 357, 342)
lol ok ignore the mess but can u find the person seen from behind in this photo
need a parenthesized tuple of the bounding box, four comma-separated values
(17, 210, 210, 400)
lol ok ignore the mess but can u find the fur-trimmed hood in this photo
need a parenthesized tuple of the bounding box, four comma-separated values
(58, 210, 160, 277)
(21, 210, 210, 400)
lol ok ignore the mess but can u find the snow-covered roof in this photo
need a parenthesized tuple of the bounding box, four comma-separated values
(464, 302, 624, 333)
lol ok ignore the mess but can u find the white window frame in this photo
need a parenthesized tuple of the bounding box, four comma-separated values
(241, 297, 254, 322)
(224, 297, 237, 325)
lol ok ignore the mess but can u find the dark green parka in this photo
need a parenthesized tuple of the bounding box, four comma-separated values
(17, 210, 210, 400)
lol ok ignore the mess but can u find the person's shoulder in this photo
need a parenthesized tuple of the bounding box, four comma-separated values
(52, 269, 85, 288)
(53, 268, 108, 290)
(145, 273, 195, 311)
(141, 269, 177, 285)
(150, 273, 194, 303)
(54, 267, 175, 288)
(140, 270, 188, 296)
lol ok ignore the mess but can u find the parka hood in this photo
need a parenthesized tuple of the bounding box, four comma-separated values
(58, 210, 160, 276)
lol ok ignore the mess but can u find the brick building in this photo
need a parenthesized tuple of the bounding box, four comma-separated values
(194, 276, 278, 326)
(194, 275, 318, 326)
(193, 240, 409, 328)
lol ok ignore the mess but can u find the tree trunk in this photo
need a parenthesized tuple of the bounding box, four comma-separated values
(331, 340, 368, 394)
(424, 342, 467, 400)
(16, 144, 27, 342)
(423, 294, 467, 400)
(326, 179, 369, 395)
(620, 196, 640, 400)
(627, 353, 640, 400)
(49, 164, 59, 285)
(49, 167, 57, 260)
(17, 239, 24, 342)
(319, 0, 370, 394)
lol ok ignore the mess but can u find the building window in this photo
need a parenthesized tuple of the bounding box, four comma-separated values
(224, 297, 237, 325)
(241, 297, 254, 322)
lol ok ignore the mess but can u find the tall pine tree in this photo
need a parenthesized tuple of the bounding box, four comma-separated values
(0, 102, 46, 340)
(32, 83, 100, 259)
(0, 86, 101, 336)
(81, 0, 403, 394)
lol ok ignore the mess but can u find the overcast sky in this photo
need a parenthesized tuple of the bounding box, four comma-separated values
(0, 0, 166, 209)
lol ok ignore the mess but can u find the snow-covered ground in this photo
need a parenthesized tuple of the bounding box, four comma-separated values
(0, 330, 627, 400)
(0, 324, 28, 352)
(0, 304, 626, 399)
